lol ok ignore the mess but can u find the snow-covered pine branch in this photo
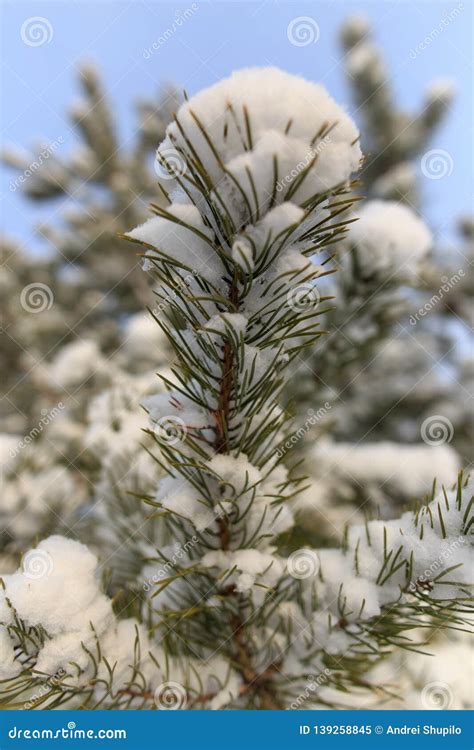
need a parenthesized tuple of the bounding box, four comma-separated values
(0, 67, 471, 711)
(303, 199, 433, 394)
(1, 475, 471, 708)
(124, 66, 362, 708)
(340, 14, 455, 196)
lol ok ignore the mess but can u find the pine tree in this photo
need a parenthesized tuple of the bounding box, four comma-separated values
(1, 62, 180, 431)
(290, 15, 473, 708)
(294, 15, 472, 539)
(1, 67, 471, 711)
(1, 64, 177, 561)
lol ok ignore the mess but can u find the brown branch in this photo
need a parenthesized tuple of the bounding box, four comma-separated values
(211, 268, 283, 710)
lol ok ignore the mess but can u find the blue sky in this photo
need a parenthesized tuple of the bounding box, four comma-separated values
(1, 0, 472, 253)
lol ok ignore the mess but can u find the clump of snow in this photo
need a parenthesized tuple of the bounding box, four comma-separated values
(0, 629, 21, 680)
(241, 204, 306, 256)
(346, 42, 385, 84)
(342, 14, 371, 44)
(126, 204, 223, 287)
(206, 453, 262, 495)
(47, 339, 104, 390)
(310, 440, 460, 498)
(349, 200, 432, 281)
(0, 536, 161, 700)
(2, 536, 113, 636)
(426, 78, 456, 104)
(97, 619, 156, 692)
(84, 379, 151, 462)
(157, 67, 361, 230)
(291, 478, 473, 666)
(35, 630, 94, 678)
(122, 313, 169, 367)
(2, 463, 80, 541)
(156, 475, 216, 531)
(345, 478, 473, 604)
(202, 549, 284, 597)
(231, 240, 254, 271)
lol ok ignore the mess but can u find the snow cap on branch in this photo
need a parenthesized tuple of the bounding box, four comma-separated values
(155, 67, 361, 230)
(348, 200, 432, 281)
(2, 536, 113, 636)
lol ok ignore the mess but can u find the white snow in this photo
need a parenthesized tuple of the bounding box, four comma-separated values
(126, 204, 223, 287)
(0, 629, 21, 680)
(349, 200, 432, 281)
(426, 78, 456, 104)
(47, 339, 103, 389)
(2, 536, 113, 636)
(157, 67, 360, 229)
(310, 440, 460, 498)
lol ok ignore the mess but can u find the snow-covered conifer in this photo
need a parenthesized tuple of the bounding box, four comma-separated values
(1, 66, 471, 711)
